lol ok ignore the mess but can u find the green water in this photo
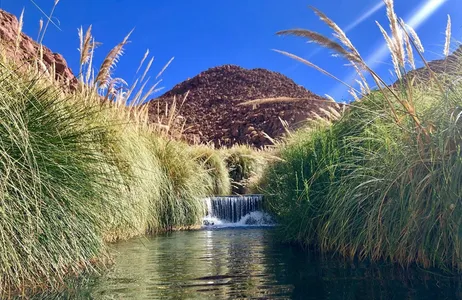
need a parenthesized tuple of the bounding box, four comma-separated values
(39, 228, 462, 299)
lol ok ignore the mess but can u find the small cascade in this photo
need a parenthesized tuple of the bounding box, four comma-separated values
(203, 195, 274, 227)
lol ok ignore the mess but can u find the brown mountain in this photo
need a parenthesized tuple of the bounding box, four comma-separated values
(148, 65, 339, 148)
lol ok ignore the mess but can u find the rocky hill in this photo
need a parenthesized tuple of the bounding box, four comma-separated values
(148, 65, 339, 148)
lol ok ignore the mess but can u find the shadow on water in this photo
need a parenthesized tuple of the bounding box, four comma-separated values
(27, 228, 462, 299)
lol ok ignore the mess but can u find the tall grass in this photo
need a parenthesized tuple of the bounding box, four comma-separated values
(0, 14, 232, 297)
(260, 1, 462, 270)
(0, 67, 118, 295)
(221, 145, 269, 194)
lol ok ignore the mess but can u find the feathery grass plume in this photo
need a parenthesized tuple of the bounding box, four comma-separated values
(309, 6, 362, 63)
(351, 61, 370, 94)
(275, 6, 429, 130)
(15, 9, 24, 54)
(94, 30, 133, 90)
(141, 57, 154, 83)
(136, 49, 150, 74)
(136, 81, 163, 106)
(404, 24, 424, 53)
(376, 21, 403, 78)
(156, 57, 174, 80)
(384, 0, 405, 69)
(444, 15, 451, 57)
(403, 26, 415, 69)
(348, 88, 360, 102)
(400, 19, 444, 94)
(277, 29, 357, 63)
(78, 25, 94, 76)
(104, 77, 128, 102)
(327, 105, 342, 119)
(85, 37, 96, 85)
(37, 18, 43, 41)
(355, 79, 368, 95)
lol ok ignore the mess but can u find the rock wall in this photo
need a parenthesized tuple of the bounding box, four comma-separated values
(0, 9, 78, 89)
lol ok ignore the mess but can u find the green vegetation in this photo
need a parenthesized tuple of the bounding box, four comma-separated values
(191, 145, 232, 196)
(259, 1, 462, 270)
(0, 31, 235, 296)
(221, 145, 268, 194)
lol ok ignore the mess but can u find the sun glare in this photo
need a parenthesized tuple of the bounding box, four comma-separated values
(330, 0, 449, 100)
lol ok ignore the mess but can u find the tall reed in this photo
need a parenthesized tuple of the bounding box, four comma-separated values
(0, 12, 231, 297)
(260, 0, 462, 270)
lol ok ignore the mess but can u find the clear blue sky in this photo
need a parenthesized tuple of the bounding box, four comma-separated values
(1, 0, 461, 102)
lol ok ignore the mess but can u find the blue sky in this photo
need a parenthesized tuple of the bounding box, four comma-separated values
(1, 0, 461, 102)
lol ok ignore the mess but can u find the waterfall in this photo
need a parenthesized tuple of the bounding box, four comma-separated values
(203, 195, 274, 226)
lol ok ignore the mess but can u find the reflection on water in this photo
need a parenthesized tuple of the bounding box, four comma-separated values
(33, 228, 462, 299)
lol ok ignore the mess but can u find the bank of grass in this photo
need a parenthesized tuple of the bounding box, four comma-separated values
(220, 145, 269, 194)
(0, 46, 227, 297)
(260, 2, 462, 271)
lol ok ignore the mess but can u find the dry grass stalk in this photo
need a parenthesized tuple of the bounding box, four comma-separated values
(15, 9, 24, 54)
(136, 49, 150, 74)
(444, 15, 451, 57)
(156, 57, 174, 80)
(141, 57, 154, 83)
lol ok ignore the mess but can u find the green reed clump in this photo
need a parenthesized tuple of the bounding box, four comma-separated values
(0, 69, 121, 294)
(0, 33, 230, 296)
(260, 0, 462, 270)
(191, 145, 232, 196)
(221, 145, 267, 194)
(100, 124, 169, 241)
(261, 82, 462, 270)
(151, 139, 212, 228)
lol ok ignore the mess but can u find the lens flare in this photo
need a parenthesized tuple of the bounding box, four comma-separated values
(330, 0, 448, 100)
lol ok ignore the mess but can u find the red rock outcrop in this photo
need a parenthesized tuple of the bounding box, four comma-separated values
(0, 9, 78, 89)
